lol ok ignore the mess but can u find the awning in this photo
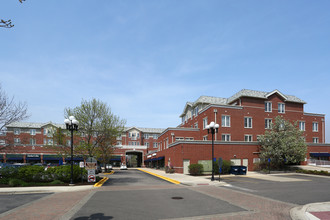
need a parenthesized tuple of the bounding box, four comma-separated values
(66, 157, 84, 161)
(26, 157, 41, 161)
(110, 158, 121, 161)
(310, 153, 330, 157)
(145, 156, 165, 162)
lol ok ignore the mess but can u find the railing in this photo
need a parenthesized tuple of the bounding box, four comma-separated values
(307, 159, 330, 167)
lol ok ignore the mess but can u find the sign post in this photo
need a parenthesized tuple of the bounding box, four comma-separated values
(86, 157, 97, 183)
(218, 157, 223, 182)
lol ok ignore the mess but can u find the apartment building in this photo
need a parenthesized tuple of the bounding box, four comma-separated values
(0, 122, 164, 167)
(146, 89, 330, 173)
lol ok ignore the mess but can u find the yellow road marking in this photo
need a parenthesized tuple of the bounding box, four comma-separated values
(94, 171, 114, 187)
(137, 169, 181, 185)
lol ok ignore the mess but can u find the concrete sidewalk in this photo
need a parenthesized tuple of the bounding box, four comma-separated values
(0, 185, 94, 194)
(138, 167, 330, 220)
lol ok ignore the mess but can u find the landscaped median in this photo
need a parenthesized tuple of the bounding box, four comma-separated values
(137, 168, 181, 184)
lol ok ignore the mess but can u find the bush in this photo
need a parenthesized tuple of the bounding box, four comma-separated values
(17, 165, 46, 182)
(213, 160, 232, 175)
(188, 164, 204, 176)
(47, 165, 86, 183)
(8, 178, 27, 187)
(0, 167, 19, 178)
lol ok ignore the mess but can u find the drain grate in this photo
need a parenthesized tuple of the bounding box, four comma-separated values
(171, 196, 184, 200)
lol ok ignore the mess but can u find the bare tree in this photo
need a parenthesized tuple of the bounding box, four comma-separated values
(0, 84, 29, 131)
(0, 0, 25, 28)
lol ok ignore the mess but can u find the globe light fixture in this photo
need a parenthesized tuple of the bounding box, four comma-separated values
(207, 121, 219, 181)
(64, 116, 79, 185)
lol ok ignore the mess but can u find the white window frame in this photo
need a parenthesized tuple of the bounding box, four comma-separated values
(30, 138, 36, 145)
(14, 138, 20, 144)
(194, 122, 198, 128)
(265, 119, 272, 129)
(278, 103, 285, 113)
(153, 143, 158, 148)
(221, 134, 231, 142)
(203, 117, 208, 129)
(299, 121, 305, 131)
(0, 139, 6, 145)
(221, 115, 231, 127)
(244, 117, 252, 128)
(194, 106, 199, 116)
(175, 137, 184, 141)
(265, 102, 272, 112)
(203, 135, 208, 141)
(312, 137, 319, 143)
(14, 128, 20, 135)
(312, 122, 318, 132)
(185, 137, 194, 141)
(244, 135, 253, 142)
(30, 129, 36, 135)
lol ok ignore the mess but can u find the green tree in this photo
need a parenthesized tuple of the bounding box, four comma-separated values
(258, 116, 307, 169)
(65, 98, 126, 159)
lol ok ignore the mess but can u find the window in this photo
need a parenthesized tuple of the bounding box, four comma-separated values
(153, 134, 158, 139)
(145, 142, 149, 147)
(182, 116, 185, 124)
(194, 122, 198, 128)
(14, 128, 20, 135)
(221, 115, 231, 127)
(14, 138, 20, 144)
(185, 137, 194, 141)
(299, 121, 305, 131)
(265, 119, 272, 129)
(244, 117, 252, 128)
(278, 103, 285, 113)
(117, 141, 122, 146)
(265, 102, 272, 112)
(203, 117, 208, 129)
(48, 139, 53, 145)
(312, 122, 318, 132)
(194, 106, 199, 116)
(221, 134, 231, 142)
(313, 137, 319, 143)
(30, 129, 36, 135)
(244, 135, 253, 142)
(253, 158, 260, 163)
(0, 140, 5, 145)
(0, 130, 6, 136)
(175, 137, 184, 141)
(30, 138, 36, 145)
(203, 135, 208, 141)
(153, 143, 158, 148)
(144, 134, 149, 139)
(43, 128, 47, 135)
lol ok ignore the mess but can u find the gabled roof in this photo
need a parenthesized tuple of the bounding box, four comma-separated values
(6, 121, 65, 129)
(227, 89, 306, 104)
(180, 89, 307, 117)
(124, 127, 165, 134)
(180, 96, 227, 117)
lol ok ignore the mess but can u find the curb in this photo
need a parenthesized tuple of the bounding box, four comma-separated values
(94, 177, 109, 187)
(137, 169, 181, 184)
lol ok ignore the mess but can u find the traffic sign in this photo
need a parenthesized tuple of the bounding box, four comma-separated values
(218, 157, 223, 167)
(88, 174, 96, 183)
(88, 169, 95, 175)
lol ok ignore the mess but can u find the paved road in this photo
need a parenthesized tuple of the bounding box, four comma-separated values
(221, 174, 330, 205)
(70, 169, 246, 220)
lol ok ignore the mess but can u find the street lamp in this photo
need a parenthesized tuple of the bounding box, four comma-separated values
(64, 116, 79, 185)
(206, 121, 219, 181)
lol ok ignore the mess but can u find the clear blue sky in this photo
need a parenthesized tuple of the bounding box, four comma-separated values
(1, 1, 330, 142)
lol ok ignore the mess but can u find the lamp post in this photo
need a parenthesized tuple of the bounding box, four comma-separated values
(206, 121, 219, 181)
(64, 116, 79, 185)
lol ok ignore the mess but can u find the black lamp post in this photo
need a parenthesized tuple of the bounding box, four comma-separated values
(206, 121, 219, 181)
(64, 116, 79, 185)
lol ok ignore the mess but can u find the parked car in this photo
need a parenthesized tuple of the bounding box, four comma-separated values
(95, 165, 102, 174)
(106, 164, 113, 170)
(120, 164, 127, 170)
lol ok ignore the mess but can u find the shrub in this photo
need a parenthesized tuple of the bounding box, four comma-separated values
(188, 164, 204, 176)
(47, 165, 86, 183)
(214, 160, 232, 175)
(8, 178, 27, 187)
(17, 165, 46, 182)
(0, 167, 19, 178)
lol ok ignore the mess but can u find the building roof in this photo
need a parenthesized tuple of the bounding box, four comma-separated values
(180, 89, 306, 117)
(6, 122, 65, 129)
(124, 127, 165, 133)
(227, 89, 306, 104)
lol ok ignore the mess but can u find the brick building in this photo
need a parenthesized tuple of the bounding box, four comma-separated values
(0, 89, 329, 173)
(0, 122, 164, 167)
(146, 89, 330, 173)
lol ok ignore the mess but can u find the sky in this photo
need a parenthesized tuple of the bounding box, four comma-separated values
(1, 0, 330, 142)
